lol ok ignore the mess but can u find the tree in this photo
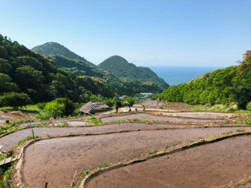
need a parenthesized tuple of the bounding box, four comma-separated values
(0, 92, 32, 110)
(232, 53, 251, 110)
(115, 100, 122, 113)
(0, 58, 12, 74)
(126, 97, 136, 112)
(0, 73, 20, 94)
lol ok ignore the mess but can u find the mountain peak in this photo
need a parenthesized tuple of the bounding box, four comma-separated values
(31, 42, 89, 63)
(98, 55, 169, 90)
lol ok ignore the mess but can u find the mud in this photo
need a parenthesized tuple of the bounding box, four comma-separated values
(101, 113, 227, 123)
(21, 128, 251, 188)
(87, 136, 251, 188)
(1, 100, 251, 187)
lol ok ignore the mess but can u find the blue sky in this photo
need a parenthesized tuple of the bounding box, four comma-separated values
(1, 0, 250, 67)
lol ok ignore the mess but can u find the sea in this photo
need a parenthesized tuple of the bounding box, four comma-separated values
(147, 66, 226, 86)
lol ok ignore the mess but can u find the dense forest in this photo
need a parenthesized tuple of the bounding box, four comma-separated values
(98, 55, 169, 90)
(0, 34, 166, 107)
(31, 42, 169, 91)
(0, 34, 114, 104)
(153, 53, 251, 110)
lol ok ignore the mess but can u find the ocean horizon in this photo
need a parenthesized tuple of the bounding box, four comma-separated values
(147, 65, 230, 86)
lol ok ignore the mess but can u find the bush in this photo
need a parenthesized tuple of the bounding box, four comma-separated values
(0, 92, 32, 110)
(121, 101, 128, 107)
(34, 112, 51, 120)
(43, 98, 75, 118)
(126, 97, 136, 107)
(36, 102, 46, 110)
(103, 99, 115, 107)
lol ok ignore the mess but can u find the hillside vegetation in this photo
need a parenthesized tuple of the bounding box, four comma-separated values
(0, 34, 167, 109)
(98, 55, 169, 90)
(153, 54, 251, 110)
(31, 42, 167, 96)
(0, 34, 115, 105)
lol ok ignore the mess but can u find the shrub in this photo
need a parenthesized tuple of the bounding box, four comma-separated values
(43, 98, 75, 118)
(36, 102, 46, 110)
(0, 92, 32, 110)
(121, 101, 128, 107)
(126, 97, 136, 108)
(103, 99, 115, 107)
(34, 112, 51, 120)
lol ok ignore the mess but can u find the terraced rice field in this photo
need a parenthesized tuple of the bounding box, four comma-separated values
(1, 100, 251, 188)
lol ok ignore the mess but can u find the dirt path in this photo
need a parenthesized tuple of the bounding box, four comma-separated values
(21, 127, 251, 188)
(87, 135, 251, 188)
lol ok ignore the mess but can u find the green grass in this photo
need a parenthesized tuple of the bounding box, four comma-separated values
(147, 150, 157, 155)
(131, 119, 150, 124)
(236, 129, 244, 132)
(205, 134, 222, 140)
(134, 155, 141, 158)
(0, 166, 14, 188)
(0, 153, 8, 161)
(190, 103, 251, 114)
(1, 119, 35, 130)
(97, 163, 113, 169)
(225, 131, 233, 134)
(21, 105, 41, 111)
(163, 103, 173, 107)
(164, 146, 169, 149)
(77, 170, 91, 180)
(11, 119, 34, 126)
(85, 117, 107, 126)
(17, 136, 38, 146)
(111, 120, 125, 123)
(184, 103, 192, 108)
(0, 104, 41, 112)
(56, 122, 72, 127)
(0, 127, 7, 135)
(204, 122, 216, 126)
(235, 118, 251, 125)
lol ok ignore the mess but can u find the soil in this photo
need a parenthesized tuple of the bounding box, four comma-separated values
(87, 136, 251, 188)
(21, 128, 251, 188)
(0, 100, 251, 187)
(100, 113, 227, 123)
(0, 111, 36, 125)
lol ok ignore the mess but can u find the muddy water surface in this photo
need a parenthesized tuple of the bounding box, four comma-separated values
(101, 113, 226, 123)
(22, 127, 251, 188)
(87, 136, 251, 188)
(0, 123, 194, 152)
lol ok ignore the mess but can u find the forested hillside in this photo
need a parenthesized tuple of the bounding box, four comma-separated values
(32, 43, 169, 90)
(0, 34, 166, 106)
(98, 55, 169, 90)
(153, 52, 251, 110)
(31, 43, 166, 96)
(0, 34, 115, 104)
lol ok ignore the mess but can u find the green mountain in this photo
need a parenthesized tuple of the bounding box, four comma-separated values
(31, 42, 104, 77)
(98, 55, 169, 90)
(31, 42, 168, 96)
(0, 35, 115, 104)
(31, 42, 92, 64)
